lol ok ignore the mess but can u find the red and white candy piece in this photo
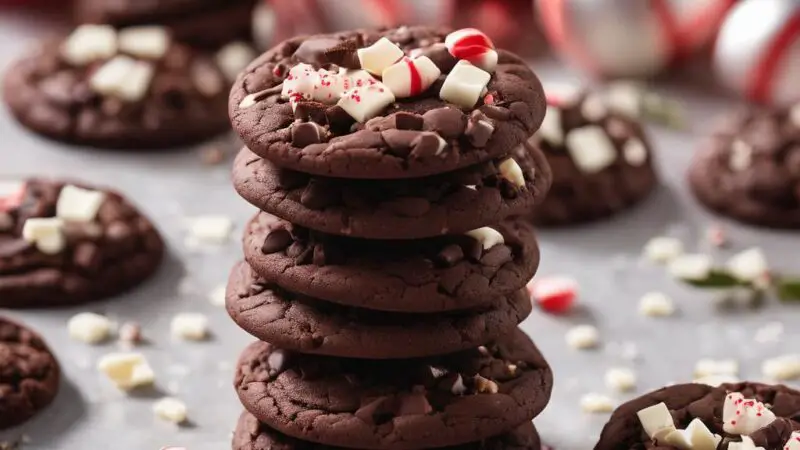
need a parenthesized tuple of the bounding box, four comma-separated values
(357, 37, 404, 76)
(783, 432, 800, 450)
(722, 392, 776, 435)
(527, 276, 577, 314)
(281, 63, 319, 103)
(382, 56, 441, 98)
(337, 81, 395, 123)
(439, 61, 491, 109)
(0, 181, 26, 212)
(445, 28, 498, 73)
(728, 436, 764, 450)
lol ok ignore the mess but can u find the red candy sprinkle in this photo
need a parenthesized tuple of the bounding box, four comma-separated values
(527, 276, 578, 314)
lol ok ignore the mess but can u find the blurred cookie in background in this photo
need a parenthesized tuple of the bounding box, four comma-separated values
(3, 25, 238, 149)
(529, 85, 659, 226)
(74, 0, 257, 49)
(690, 105, 800, 229)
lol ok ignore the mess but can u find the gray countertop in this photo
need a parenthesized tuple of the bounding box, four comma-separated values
(2, 9, 800, 450)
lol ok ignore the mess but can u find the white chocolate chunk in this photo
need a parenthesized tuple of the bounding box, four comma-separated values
(729, 140, 752, 172)
(465, 227, 504, 250)
(605, 82, 643, 118)
(185, 215, 233, 246)
(729, 436, 765, 450)
(498, 158, 525, 188)
(536, 106, 564, 145)
(314, 69, 346, 103)
(722, 392, 776, 435)
(153, 397, 188, 424)
(67, 312, 113, 344)
(667, 254, 712, 281)
(663, 419, 721, 450)
(726, 247, 768, 282)
(382, 56, 441, 98)
(208, 284, 227, 306)
(281, 63, 319, 102)
(439, 61, 491, 109)
(357, 37, 404, 75)
(90, 56, 154, 102)
(566, 325, 599, 350)
(637, 402, 676, 440)
(118, 26, 170, 59)
(581, 93, 608, 121)
(605, 367, 636, 392)
(215, 41, 257, 81)
(783, 432, 800, 450)
(22, 218, 65, 254)
(97, 352, 155, 390)
(565, 126, 617, 173)
(61, 24, 118, 66)
(623, 138, 648, 166)
(762, 354, 800, 381)
(694, 358, 739, 378)
(56, 185, 105, 223)
(643, 236, 684, 263)
(580, 393, 615, 413)
(337, 81, 395, 123)
(663, 429, 693, 449)
(638, 292, 675, 317)
(170, 313, 209, 341)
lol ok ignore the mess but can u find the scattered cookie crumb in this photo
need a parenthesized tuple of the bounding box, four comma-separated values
(171, 313, 209, 341)
(208, 284, 227, 306)
(199, 145, 225, 165)
(566, 325, 600, 350)
(667, 254, 712, 280)
(694, 358, 739, 378)
(97, 352, 155, 390)
(643, 236, 683, 263)
(638, 292, 675, 317)
(605, 367, 636, 392)
(474, 375, 499, 394)
(67, 312, 113, 344)
(580, 393, 615, 413)
(153, 397, 188, 424)
(726, 247, 768, 282)
(706, 224, 727, 247)
(118, 322, 142, 346)
(762, 354, 800, 381)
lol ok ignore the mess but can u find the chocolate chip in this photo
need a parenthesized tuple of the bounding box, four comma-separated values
(394, 112, 424, 130)
(423, 107, 467, 139)
(294, 245, 313, 265)
(73, 242, 102, 273)
(267, 349, 289, 376)
(385, 197, 430, 217)
(106, 222, 133, 242)
(499, 179, 519, 199)
(397, 389, 433, 416)
(464, 238, 483, 262)
(261, 229, 292, 254)
(418, 43, 458, 73)
(410, 133, 445, 159)
(62, 221, 103, 242)
(38, 71, 79, 107)
(324, 39, 361, 69)
(466, 112, 495, 147)
(480, 245, 512, 267)
(294, 38, 343, 65)
(312, 244, 326, 266)
(0, 212, 13, 232)
(381, 129, 419, 158)
(292, 122, 325, 147)
(326, 105, 355, 134)
(480, 104, 513, 121)
(294, 101, 328, 124)
(301, 179, 339, 210)
(0, 239, 31, 258)
(355, 397, 391, 425)
(436, 244, 464, 267)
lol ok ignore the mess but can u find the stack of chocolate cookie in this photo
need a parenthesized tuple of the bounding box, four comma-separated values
(225, 26, 554, 449)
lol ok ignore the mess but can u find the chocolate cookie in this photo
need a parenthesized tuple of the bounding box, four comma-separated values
(0, 179, 164, 307)
(229, 26, 546, 179)
(530, 89, 658, 226)
(233, 411, 542, 450)
(74, 0, 257, 49)
(595, 382, 800, 450)
(689, 106, 800, 229)
(226, 261, 532, 359)
(243, 213, 540, 313)
(0, 317, 60, 429)
(233, 141, 551, 239)
(3, 25, 230, 149)
(235, 328, 553, 450)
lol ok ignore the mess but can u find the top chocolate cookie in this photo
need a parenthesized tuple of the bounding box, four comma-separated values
(230, 26, 546, 179)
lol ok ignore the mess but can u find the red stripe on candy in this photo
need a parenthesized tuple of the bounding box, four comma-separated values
(651, 0, 681, 61)
(747, 13, 800, 104)
(681, 0, 737, 51)
(539, 0, 599, 76)
(405, 57, 423, 96)
(451, 45, 489, 60)
(454, 33, 494, 51)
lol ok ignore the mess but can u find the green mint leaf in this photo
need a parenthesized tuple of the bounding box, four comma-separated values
(681, 269, 744, 289)
(776, 277, 800, 302)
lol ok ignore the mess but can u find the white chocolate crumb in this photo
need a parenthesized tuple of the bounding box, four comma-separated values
(726, 247, 769, 282)
(153, 397, 188, 424)
(580, 393, 615, 413)
(208, 284, 227, 306)
(667, 254, 712, 281)
(694, 358, 739, 378)
(754, 322, 784, 344)
(67, 312, 113, 344)
(97, 352, 155, 390)
(762, 354, 800, 381)
(566, 325, 600, 350)
(638, 292, 675, 317)
(184, 215, 233, 247)
(605, 367, 637, 392)
(643, 236, 683, 263)
(170, 313, 209, 341)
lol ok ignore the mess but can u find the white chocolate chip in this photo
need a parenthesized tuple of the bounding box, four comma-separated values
(762, 354, 800, 381)
(170, 313, 209, 341)
(465, 227, 504, 250)
(313, 69, 346, 103)
(729, 139, 752, 172)
(215, 41, 257, 81)
(580, 393, 615, 413)
(67, 312, 113, 344)
(22, 218, 65, 254)
(60, 25, 118, 66)
(337, 81, 395, 123)
(382, 56, 441, 98)
(97, 352, 155, 390)
(643, 236, 684, 263)
(474, 375, 499, 394)
(667, 254, 713, 281)
(637, 402, 676, 440)
(185, 215, 233, 246)
(694, 358, 739, 378)
(638, 292, 675, 317)
(439, 61, 491, 109)
(118, 26, 170, 59)
(90, 56, 154, 102)
(581, 93, 608, 121)
(783, 432, 800, 450)
(56, 185, 106, 223)
(357, 37, 404, 75)
(728, 436, 765, 450)
(664, 418, 722, 450)
(153, 397, 188, 424)
(536, 106, 564, 145)
(208, 284, 227, 306)
(281, 63, 319, 102)
(726, 247, 768, 282)
(566, 325, 599, 350)
(565, 126, 617, 173)
(623, 138, 648, 166)
(722, 392, 776, 435)
(605, 82, 643, 118)
(498, 158, 525, 188)
(605, 367, 636, 392)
